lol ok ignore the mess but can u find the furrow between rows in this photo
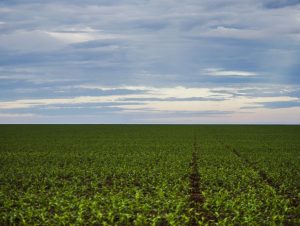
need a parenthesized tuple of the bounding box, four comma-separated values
(188, 139, 215, 225)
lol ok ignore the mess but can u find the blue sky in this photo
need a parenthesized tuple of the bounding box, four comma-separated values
(0, 0, 300, 124)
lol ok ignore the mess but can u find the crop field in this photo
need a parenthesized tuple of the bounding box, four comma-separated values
(0, 125, 299, 225)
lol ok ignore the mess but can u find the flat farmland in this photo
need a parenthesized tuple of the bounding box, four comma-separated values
(0, 125, 299, 225)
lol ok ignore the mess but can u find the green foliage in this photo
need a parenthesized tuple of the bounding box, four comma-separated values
(0, 125, 299, 225)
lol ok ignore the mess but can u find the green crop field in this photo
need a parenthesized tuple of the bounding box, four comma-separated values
(0, 125, 299, 225)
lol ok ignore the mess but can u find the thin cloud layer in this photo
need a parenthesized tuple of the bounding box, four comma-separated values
(0, 0, 300, 123)
(203, 68, 258, 77)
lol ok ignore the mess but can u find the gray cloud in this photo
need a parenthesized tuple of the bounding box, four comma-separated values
(263, 0, 300, 9)
(1, 0, 300, 123)
(259, 101, 300, 109)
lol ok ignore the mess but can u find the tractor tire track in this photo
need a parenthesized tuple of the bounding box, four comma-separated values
(222, 142, 299, 224)
(188, 139, 215, 225)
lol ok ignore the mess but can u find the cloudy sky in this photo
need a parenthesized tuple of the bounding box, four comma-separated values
(1, 0, 300, 124)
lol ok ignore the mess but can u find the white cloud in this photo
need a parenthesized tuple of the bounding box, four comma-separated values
(0, 113, 36, 117)
(45, 29, 127, 44)
(45, 31, 96, 43)
(0, 86, 298, 113)
(77, 85, 151, 91)
(203, 68, 258, 77)
(77, 85, 230, 99)
(0, 7, 14, 13)
(0, 26, 128, 51)
(0, 30, 65, 51)
(199, 26, 267, 40)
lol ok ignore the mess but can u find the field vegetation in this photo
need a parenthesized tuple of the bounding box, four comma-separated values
(0, 125, 299, 225)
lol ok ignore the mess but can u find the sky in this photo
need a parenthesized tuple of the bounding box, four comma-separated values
(0, 0, 300, 124)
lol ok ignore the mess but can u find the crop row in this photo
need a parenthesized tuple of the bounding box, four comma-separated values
(0, 125, 299, 225)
